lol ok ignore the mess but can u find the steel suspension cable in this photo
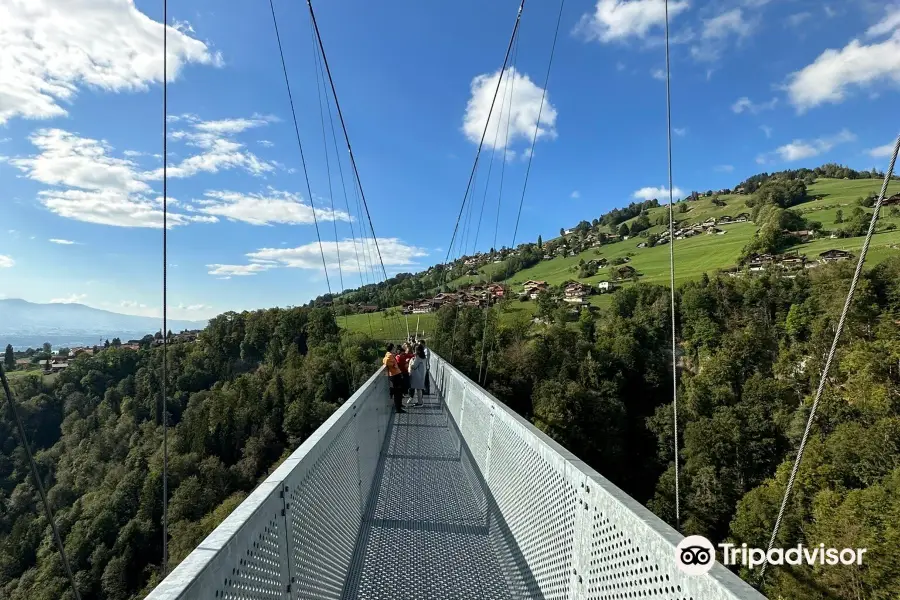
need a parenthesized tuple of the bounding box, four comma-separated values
(663, 0, 680, 531)
(268, 0, 334, 305)
(443, 0, 525, 360)
(485, 0, 563, 387)
(307, 0, 390, 283)
(510, 0, 564, 249)
(479, 39, 519, 385)
(472, 63, 515, 255)
(758, 133, 900, 582)
(0, 366, 81, 598)
(306, 0, 405, 340)
(309, 22, 344, 297)
(162, 0, 169, 576)
(316, 40, 373, 336)
(442, 0, 525, 276)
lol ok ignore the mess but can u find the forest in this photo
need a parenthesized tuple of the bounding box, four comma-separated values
(0, 306, 383, 599)
(430, 257, 900, 600)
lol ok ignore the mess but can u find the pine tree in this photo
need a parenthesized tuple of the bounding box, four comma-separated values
(4, 344, 14, 370)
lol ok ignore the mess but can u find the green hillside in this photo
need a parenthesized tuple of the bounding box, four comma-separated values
(339, 177, 900, 336)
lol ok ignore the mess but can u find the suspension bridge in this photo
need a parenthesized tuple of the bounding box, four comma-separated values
(2, 0, 898, 598)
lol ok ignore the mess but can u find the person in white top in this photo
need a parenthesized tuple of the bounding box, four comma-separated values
(407, 344, 427, 407)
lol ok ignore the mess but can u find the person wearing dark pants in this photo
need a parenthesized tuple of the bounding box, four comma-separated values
(383, 344, 405, 413)
(422, 341, 431, 396)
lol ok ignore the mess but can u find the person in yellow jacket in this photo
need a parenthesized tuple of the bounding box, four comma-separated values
(383, 344, 405, 413)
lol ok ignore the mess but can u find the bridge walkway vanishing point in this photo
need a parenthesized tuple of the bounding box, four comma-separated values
(145, 352, 765, 600)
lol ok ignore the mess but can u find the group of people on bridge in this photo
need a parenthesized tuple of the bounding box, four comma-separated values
(383, 339, 429, 413)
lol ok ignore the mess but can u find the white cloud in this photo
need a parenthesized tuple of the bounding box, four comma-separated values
(247, 238, 428, 274)
(673, 127, 687, 136)
(758, 129, 856, 163)
(570, 190, 581, 199)
(9, 128, 199, 228)
(190, 189, 350, 226)
(866, 5, 900, 39)
(177, 303, 210, 311)
(0, 255, 14, 268)
(731, 96, 777, 114)
(651, 68, 667, 81)
(824, 5, 837, 18)
(49, 238, 76, 244)
(0, 0, 221, 125)
(193, 116, 275, 135)
(689, 8, 753, 62)
(258, 140, 275, 148)
(702, 9, 752, 39)
(761, 125, 773, 138)
(462, 67, 557, 150)
(616, 62, 626, 71)
(633, 186, 685, 201)
(50, 293, 87, 304)
(868, 143, 897, 158)
(786, 12, 812, 28)
(120, 300, 147, 309)
(786, 22, 900, 111)
(207, 263, 274, 277)
(714, 164, 734, 172)
(576, 0, 690, 43)
(145, 115, 278, 180)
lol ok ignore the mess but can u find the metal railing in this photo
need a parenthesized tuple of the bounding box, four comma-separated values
(145, 352, 765, 600)
(144, 366, 391, 600)
(428, 352, 765, 600)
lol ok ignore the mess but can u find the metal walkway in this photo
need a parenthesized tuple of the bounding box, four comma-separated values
(345, 396, 526, 599)
(145, 352, 766, 600)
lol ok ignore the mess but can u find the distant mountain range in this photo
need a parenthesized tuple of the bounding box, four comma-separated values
(0, 299, 206, 349)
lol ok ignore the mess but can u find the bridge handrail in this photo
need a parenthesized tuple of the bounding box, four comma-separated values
(145, 365, 391, 600)
(429, 351, 766, 600)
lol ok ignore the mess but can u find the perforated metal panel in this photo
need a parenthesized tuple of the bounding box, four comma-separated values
(284, 416, 362, 599)
(427, 353, 767, 600)
(145, 369, 391, 600)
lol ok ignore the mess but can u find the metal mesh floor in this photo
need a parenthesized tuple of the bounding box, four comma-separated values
(343, 391, 536, 599)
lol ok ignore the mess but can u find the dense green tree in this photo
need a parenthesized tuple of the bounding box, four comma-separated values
(4, 344, 14, 370)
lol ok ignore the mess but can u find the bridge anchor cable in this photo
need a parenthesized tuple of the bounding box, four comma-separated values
(759, 132, 900, 581)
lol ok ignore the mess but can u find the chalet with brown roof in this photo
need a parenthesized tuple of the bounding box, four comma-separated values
(819, 249, 853, 263)
(883, 193, 900, 206)
(563, 281, 591, 303)
(616, 265, 637, 279)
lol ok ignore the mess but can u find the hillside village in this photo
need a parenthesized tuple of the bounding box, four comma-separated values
(328, 166, 900, 333)
(6, 330, 202, 374)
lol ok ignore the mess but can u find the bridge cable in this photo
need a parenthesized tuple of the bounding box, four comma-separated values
(268, 0, 335, 310)
(484, 0, 564, 387)
(442, 0, 525, 283)
(314, 32, 374, 337)
(443, 0, 525, 360)
(478, 38, 519, 385)
(162, 0, 170, 576)
(307, 0, 391, 283)
(309, 22, 345, 304)
(663, 0, 680, 531)
(758, 132, 900, 582)
(509, 0, 563, 251)
(0, 366, 81, 598)
(481, 39, 520, 387)
(306, 0, 404, 340)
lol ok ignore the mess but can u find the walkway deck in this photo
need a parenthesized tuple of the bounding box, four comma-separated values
(343, 391, 532, 599)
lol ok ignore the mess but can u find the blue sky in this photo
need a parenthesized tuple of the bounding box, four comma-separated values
(1, 0, 898, 320)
